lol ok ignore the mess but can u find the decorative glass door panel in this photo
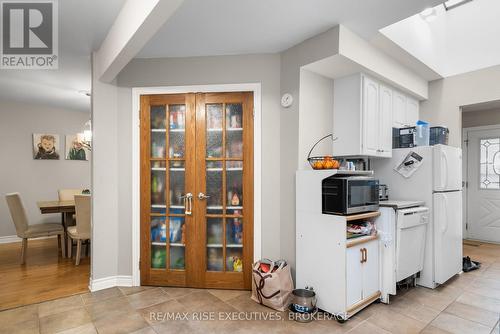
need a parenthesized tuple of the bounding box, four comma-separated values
(141, 92, 253, 289)
(196, 92, 253, 289)
(141, 94, 195, 286)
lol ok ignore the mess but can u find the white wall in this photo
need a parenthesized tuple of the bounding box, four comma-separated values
(298, 69, 334, 170)
(338, 25, 428, 99)
(462, 109, 500, 128)
(0, 101, 90, 238)
(280, 27, 340, 275)
(420, 64, 500, 147)
(91, 53, 120, 281)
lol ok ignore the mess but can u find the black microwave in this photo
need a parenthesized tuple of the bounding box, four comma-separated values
(322, 176, 379, 215)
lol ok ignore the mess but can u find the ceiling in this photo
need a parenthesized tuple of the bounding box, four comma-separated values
(380, 0, 500, 78)
(0, 0, 126, 112)
(137, 0, 442, 58)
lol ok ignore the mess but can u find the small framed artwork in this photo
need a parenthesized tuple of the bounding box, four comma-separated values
(33, 134, 60, 160)
(65, 135, 89, 161)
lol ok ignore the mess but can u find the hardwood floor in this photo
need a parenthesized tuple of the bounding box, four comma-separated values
(0, 237, 90, 311)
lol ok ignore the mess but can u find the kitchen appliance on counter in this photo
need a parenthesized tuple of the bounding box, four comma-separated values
(379, 184, 389, 201)
(322, 175, 379, 215)
(397, 127, 416, 148)
(373, 145, 463, 289)
(377, 201, 429, 302)
(430, 127, 449, 146)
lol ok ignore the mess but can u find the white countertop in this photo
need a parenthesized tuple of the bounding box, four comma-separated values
(379, 200, 425, 209)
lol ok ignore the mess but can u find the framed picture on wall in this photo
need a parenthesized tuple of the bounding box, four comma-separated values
(65, 134, 89, 161)
(33, 134, 60, 160)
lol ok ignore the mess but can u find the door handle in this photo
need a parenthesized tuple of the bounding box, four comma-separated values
(197, 192, 210, 200)
(182, 193, 193, 215)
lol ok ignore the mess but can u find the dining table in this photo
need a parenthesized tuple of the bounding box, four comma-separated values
(37, 200, 76, 258)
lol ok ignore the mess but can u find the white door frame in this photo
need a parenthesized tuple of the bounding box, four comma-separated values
(462, 123, 500, 241)
(131, 83, 262, 286)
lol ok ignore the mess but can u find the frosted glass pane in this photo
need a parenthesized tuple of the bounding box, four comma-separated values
(480, 138, 500, 189)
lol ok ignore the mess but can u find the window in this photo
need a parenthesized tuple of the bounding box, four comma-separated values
(480, 138, 500, 189)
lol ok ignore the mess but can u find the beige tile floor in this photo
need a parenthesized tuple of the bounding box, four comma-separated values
(0, 242, 499, 334)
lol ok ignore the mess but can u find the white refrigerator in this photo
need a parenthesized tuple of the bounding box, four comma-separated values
(373, 145, 463, 288)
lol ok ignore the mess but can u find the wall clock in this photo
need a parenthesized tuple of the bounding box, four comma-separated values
(281, 93, 293, 108)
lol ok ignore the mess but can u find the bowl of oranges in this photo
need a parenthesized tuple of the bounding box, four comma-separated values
(307, 134, 340, 170)
(308, 156, 340, 170)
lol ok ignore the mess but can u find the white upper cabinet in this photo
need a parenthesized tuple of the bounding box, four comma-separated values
(393, 91, 407, 128)
(333, 74, 398, 158)
(379, 85, 393, 158)
(393, 91, 420, 128)
(362, 76, 380, 156)
(406, 97, 419, 127)
(333, 73, 421, 158)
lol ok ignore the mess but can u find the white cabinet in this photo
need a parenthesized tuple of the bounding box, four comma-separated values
(362, 77, 380, 156)
(406, 97, 419, 127)
(393, 91, 407, 128)
(379, 85, 393, 158)
(333, 73, 421, 158)
(346, 245, 364, 306)
(393, 91, 420, 128)
(333, 74, 392, 158)
(346, 240, 380, 308)
(296, 173, 383, 321)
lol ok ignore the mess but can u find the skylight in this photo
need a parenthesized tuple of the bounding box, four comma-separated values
(443, 0, 473, 11)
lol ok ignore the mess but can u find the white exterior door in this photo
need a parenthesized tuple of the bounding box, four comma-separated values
(362, 76, 380, 156)
(433, 191, 463, 284)
(466, 128, 500, 243)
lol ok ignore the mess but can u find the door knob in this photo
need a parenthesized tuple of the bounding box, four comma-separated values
(198, 192, 210, 200)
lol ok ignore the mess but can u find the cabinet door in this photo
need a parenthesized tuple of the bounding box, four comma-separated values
(406, 97, 419, 127)
(362, 240, 380, 299)
(392, 91, 407, 128)
(346, 245, 364, 307)
(379, 85, 393, 157)
(362, 76, 380, 156)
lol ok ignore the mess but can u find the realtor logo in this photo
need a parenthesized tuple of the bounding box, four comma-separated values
(1, 0, 58, 69)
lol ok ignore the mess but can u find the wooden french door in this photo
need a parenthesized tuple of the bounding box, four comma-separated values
(140, 92, 253, 290)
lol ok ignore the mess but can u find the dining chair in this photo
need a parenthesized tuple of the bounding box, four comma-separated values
(58, 189, 84, 201)
(67, 194, 91, 265)
(5, 193, 65, 264)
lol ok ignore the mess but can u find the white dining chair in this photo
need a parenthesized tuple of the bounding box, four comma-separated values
(67, 194, 91, 265)
(5, 193, 65, 264)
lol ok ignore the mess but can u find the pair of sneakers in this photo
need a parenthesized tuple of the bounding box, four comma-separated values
(462, 256, 481, 272)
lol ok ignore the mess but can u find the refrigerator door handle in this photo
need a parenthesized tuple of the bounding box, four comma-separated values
(443, 151, 449, 190)
(442, 194, 449, 234)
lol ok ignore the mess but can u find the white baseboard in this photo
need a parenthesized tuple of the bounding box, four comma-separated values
(0, 235, 21, 244)
(89, 275, 134, 292)
(0, 235, 57, 244)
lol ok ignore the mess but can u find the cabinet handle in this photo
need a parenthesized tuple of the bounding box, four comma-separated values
(360, 248, 364, 263)
(364, 248, 367, 263)
(182, 193, 193, 215)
